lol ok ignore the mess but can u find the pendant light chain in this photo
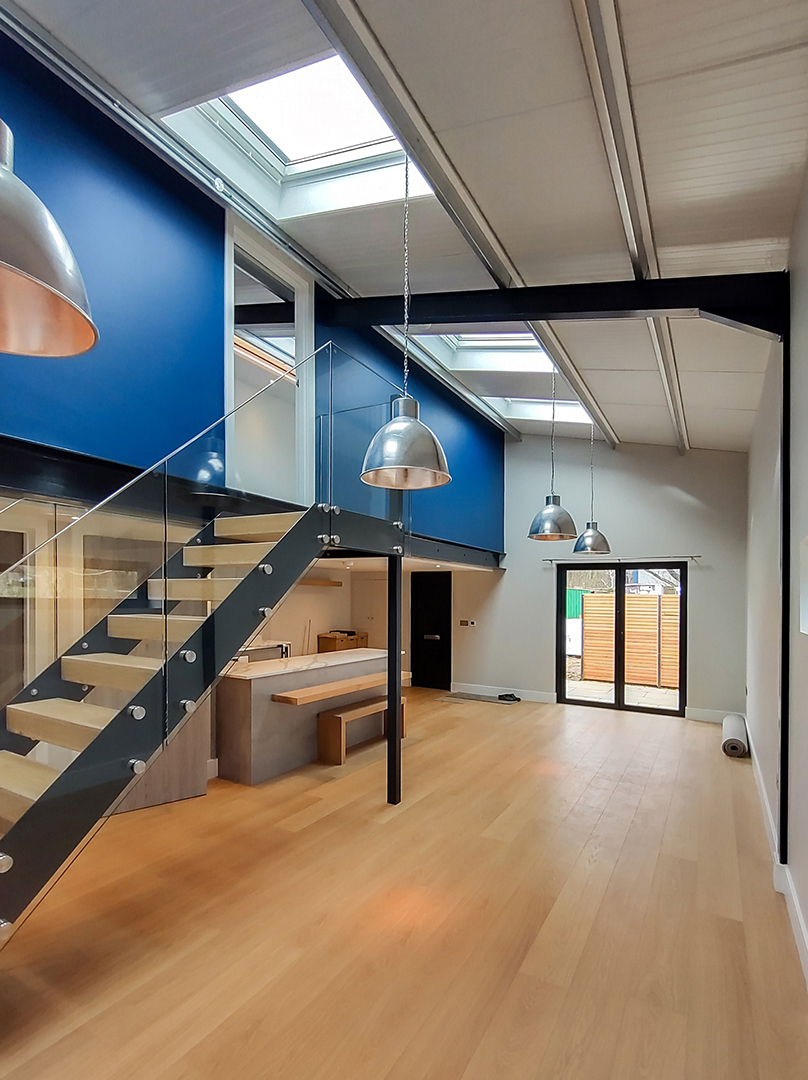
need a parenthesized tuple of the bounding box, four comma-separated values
(550, 369, 556, 495)
(589, 422, 595, 522)
(403, 153, 410, 398)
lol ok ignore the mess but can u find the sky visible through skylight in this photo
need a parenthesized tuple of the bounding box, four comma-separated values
(229, 56, 398, 163)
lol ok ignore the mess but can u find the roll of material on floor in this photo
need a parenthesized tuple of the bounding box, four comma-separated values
(722, 713, 749, 757)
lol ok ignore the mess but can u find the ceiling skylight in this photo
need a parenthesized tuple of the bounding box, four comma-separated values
(229, 56, 398, 164)
(453, 332, 538, 347)
(485, 399, 592, 425)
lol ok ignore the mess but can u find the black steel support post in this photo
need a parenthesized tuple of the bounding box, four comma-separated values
(387, 554, 403, 805)
(780, 326, 791, 864)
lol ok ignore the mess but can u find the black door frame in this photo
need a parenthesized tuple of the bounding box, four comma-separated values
(556, 561, 688, 718)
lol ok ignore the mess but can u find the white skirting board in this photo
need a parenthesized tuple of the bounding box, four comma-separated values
(449, 692, 737, 716)
(747, 728, 808, 991)
(451, 682, 556, 704)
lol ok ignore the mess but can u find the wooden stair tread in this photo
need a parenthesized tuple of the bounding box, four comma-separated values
(183, 542, 275, 567)
(214, 512, 303, 542)
(318, 695, 404, 722)
(272, 671, 412, 706)
(7, 699, 117, 752)
(0, 751, 60, 826)
(147, 577, 241, 602)
(62, 653, 162, 692)
(107, 614, 205, 641)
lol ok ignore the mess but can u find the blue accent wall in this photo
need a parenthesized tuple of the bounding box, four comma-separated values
(0, 33, 225, 470)
(316, 323, 505, 552)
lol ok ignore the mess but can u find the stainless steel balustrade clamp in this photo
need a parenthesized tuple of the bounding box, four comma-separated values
(180, 649, 197, 663)
(393, 521, 404, 529)
(393, 545, 404, 554)
(0, 853, 13, 873)
(129, 759, 146, 775)
(128, 705, 146, 721)
(332, 506, 341, 515)
(258, 607, 272, 618)
(181, 699, 197, 714)
(317, 534, 330, 544)
(0, 920, 13, 944)
(331, 534, 341, 545)
(259, 564, 273, 575)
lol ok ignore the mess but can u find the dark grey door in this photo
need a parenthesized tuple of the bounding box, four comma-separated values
(411, 571, 452, 690)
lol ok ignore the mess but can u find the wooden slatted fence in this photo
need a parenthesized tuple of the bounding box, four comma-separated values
(580, 592, 679, 688)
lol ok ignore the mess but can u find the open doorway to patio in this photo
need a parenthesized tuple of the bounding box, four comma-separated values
(556, 562, 687, 718)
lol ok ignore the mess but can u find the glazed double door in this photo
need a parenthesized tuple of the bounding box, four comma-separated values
(557, 562, 687, 716)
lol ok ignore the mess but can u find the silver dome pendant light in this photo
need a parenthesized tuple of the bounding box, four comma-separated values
(573, 423, 611, 554)
(360, 156, 451, 490)
(0, 119, 97, 356)
(528, 370, 577, 541)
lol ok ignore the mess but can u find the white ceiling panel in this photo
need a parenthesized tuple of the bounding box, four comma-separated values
(670, 318, 773, 372)
(686, 406, 756, 452)
(358, 0, 590, 133)
(657, 238, 789, 276)
(629, 45, 808, 257)
(599, 404, 677, 446)
(584, 370, 668, 408)
(283, 197, 494, 295)
(355, 0, 631, 286)
(680, 371, 765, 411)
(14, 0, 332, 116)
(551, 320, 659, 371)
(619, 0, 808, 87)
(440, 99, 633, 286)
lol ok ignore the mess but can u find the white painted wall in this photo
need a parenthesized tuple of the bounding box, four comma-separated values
(350, 570, 412, 667)
(260, 570, 351, 656)
(785, 165, 808, 982)
(746, 342, 783, 842)
(452, 434, 748, 717)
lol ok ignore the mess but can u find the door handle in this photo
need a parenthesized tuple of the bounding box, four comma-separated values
(424, 634, 440, 640)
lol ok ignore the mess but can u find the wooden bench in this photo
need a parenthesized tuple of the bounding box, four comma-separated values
(271, 670, 411, 706)
(317, 695, 407, 766)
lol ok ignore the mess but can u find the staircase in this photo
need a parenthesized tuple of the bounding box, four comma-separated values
(0, 501, 332, 939)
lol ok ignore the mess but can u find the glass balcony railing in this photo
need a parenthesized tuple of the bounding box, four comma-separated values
(0, 340, 407, 940)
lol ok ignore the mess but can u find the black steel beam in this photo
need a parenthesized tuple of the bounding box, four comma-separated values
(320, 272, 789, 339)
(387, 554, 402, 805)
(407, 535, 501, 567)
(235, 301, 296, 326)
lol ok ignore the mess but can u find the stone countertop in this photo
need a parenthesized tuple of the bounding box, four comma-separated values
(224, 648, 388, 681)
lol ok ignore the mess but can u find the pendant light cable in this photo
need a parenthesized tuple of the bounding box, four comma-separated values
(550, 369, 556, 495)
(403, 154, 410, 397)
(589, 422, 595, 522)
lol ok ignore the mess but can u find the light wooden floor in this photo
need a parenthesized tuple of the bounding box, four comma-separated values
(1, 690, 806, 1079)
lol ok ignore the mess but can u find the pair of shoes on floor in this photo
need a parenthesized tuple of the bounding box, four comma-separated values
(498, 692, 521, 703)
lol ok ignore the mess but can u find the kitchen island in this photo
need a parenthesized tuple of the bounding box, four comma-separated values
(216, 649, 403, 784)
